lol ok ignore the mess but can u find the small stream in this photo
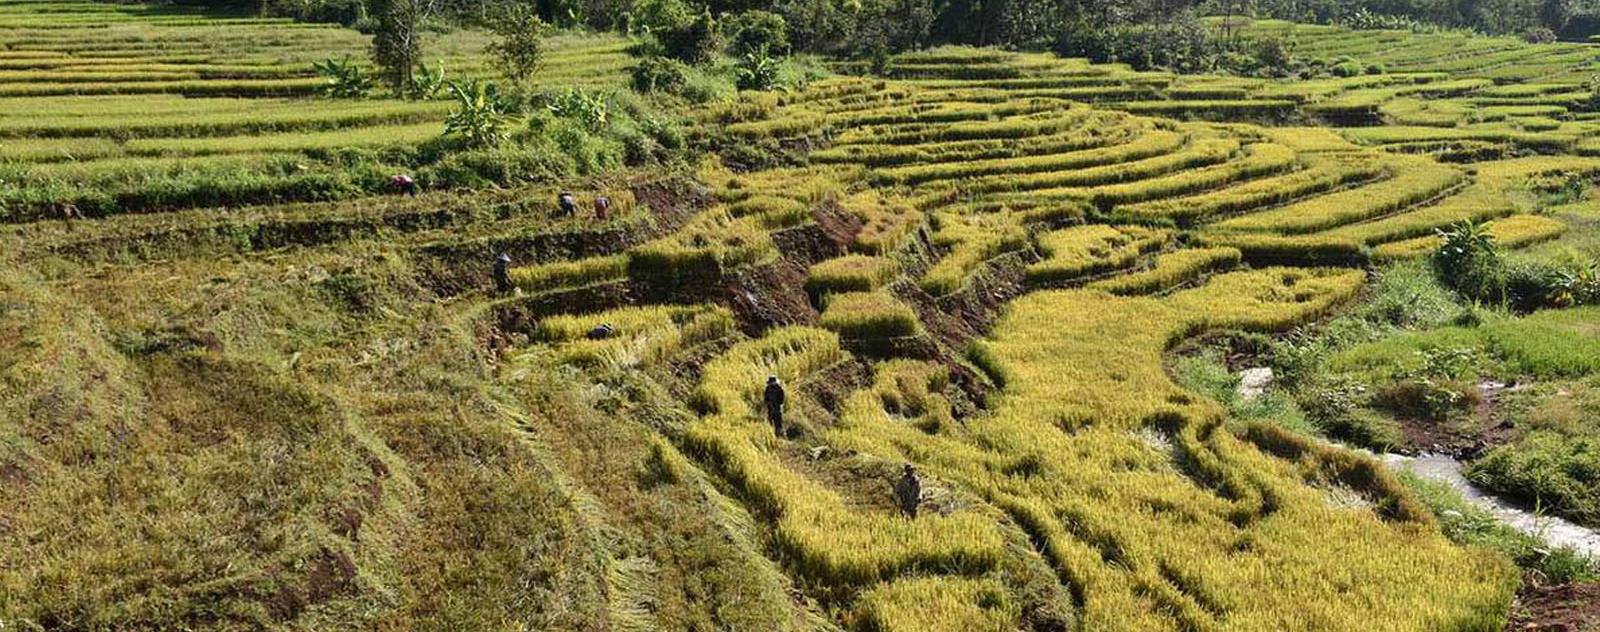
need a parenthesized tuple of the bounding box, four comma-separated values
(1383, 454, 1600, 558)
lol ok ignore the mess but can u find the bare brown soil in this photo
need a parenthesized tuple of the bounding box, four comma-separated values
(1509, 581, 1600, 631)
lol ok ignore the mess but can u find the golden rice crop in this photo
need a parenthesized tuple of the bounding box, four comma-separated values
(509, 254, 629, 294)
(1121, 152, 1384, 224)
(1086, 247, 1241, 295)
(806, 255, 901, 294)
(1212, 156, 1463, 234)
(818, 291, 922, 339)
(1371, 213, 1567, 260)
(528, 304, 733, 367)
(1026, 225, 1170, 285)
(685, 327, 1005, 587)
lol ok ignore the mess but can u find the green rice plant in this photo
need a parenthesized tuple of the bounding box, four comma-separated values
(837, 110, 1095, 146)
(0, 99, 451, 139)
(508, 254, 629, 294)
(1109, 99, 1297, 118)
(1086, 247, 1241, 295)
(1212, 156, 1463, 234)
(1481, 307, 1600, 378)
(1341, 125, 1576, 153)
(818, 291, 922, 339)
(806, 255, 900, 294)
(813, 118, 1131, 168)
(1026, 225, 1169, 285)
(122, 122, 441, 157)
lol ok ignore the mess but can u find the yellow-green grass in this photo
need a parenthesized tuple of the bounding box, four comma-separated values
(0, 99, 453, 139)
(528, 304, 734, 367)
(1122, 152, 1384, 224)
(834, 267, 1514, 630)
(850, 577, 1018, 632)
(807, 255, 901, 294)
(1316, 181, 1518, 246)
(844, 192, 925, 256)
(1196, 231, 1367, 267)
(685, 327, 1006, 588)
(1371, 214, 1568, 260)
(1085, 247, 1241, 295)
(819, 291, 922, 339)
(509, 254, 629, 294)
(954, 136, 1238, 196)
(1212, 157, 1464, 234)
(872, 125, 1177, 185)
(1049, 141, 1298, 208)
(628, 210, 777, 283)
(1026, 224, 1169, 284)
(920, 212, 1030, 296)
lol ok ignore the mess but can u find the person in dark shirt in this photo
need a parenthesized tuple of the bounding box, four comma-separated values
(894, 463, 923, 519)
(558, 191, 577, 216)
(763, 375, 786, 437)
(492, 252, 513, 294)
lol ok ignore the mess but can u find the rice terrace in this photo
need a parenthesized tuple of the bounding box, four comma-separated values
(7, 0, 1600, 629)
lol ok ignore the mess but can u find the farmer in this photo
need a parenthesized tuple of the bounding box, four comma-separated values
(391, 174, 418, 196)
(492, 252, 513, 294)
(763, 375, 786, 437)
(586, 323, 615, 340)
(894, 463, 923, 519)
(558, 191, 578, 216)
(594, 195, 611, 219)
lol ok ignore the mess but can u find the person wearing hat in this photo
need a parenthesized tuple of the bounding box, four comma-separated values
(558, 191, 577, 216)
(894, 463, 923, 519)
(391, 174, 418, 196)
(594, 195, 611, 219)
(763, 375, 786, 437)
(586, 322, 615, 340)
(492, 252, 513, 294)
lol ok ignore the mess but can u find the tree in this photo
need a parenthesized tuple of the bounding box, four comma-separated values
(487, 3, 546, 84)
(369, 0, 438, 95)
(444, 81, 512, 148)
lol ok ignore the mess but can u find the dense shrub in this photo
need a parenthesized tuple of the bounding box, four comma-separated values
(659, 10, 721, 65)
(631, 56, 690, 93)
(728, 10, 790, 56)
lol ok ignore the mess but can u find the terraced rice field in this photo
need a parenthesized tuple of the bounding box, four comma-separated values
(0, 0, 631, 219)
(3, 2, 1597, 631)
